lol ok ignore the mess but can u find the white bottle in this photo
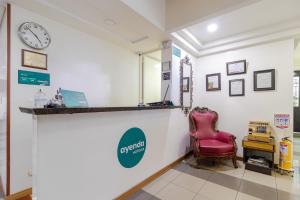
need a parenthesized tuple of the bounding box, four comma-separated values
(34, 89, 48, 108)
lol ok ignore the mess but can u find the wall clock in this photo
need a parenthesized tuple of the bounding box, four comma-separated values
(18, 22, 51, 50)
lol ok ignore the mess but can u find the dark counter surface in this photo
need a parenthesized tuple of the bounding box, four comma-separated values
(19, 106, 182, 115)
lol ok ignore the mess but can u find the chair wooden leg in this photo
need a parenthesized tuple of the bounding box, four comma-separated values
(232, 155, 238, 168)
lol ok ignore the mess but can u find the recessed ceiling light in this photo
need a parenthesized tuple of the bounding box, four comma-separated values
(104, 18, 116, 26)
(207, 23, 218, 33)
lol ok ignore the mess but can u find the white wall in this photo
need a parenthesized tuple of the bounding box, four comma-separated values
(194, 40, 294, 163)
(10, 4, 139, 193)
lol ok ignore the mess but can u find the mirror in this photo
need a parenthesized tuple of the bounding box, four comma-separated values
(180, 56, 193, 113)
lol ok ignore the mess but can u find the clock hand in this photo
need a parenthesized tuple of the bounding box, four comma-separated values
(28, 28, 42, 45)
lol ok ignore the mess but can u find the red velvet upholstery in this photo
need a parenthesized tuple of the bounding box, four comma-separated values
(189, 107, 238, 168)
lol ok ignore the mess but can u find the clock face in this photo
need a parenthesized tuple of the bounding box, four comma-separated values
(18, 22, 51, 50)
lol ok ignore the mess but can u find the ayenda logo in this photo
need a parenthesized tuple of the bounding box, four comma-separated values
(117, 128, 146, 168)
(120, 140, 145, 154)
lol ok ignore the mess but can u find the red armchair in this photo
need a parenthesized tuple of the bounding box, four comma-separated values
(189, 107, 238, 168)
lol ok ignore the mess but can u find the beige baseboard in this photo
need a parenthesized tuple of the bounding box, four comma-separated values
(5, 188, 32, 200)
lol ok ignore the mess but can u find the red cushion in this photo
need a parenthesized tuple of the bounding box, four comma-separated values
(198, 139, 234, 155)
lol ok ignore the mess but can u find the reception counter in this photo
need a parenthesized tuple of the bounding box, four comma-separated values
(20, 106, 189, 200)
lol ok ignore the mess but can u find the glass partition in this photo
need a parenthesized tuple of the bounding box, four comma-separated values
(142, 50, 161, 104)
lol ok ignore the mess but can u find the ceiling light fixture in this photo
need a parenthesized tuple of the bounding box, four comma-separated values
(207, 23, 218, 33)
(182, 29, 202, 47)
(171, 33, 199, 54)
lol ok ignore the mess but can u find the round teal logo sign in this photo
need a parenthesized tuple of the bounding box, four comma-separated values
(117, 127, 146, 168)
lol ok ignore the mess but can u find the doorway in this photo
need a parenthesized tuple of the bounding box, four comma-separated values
(294, 40, 300, 164)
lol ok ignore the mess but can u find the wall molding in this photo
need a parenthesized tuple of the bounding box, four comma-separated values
(5, 188, 31, 200)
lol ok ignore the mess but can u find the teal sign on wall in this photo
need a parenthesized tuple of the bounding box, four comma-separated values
(18, 70, 50, 86)
(117, 127, 146, 168)
(172, 46, 181, 58)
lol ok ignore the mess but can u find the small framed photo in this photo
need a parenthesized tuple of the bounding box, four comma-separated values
(226, 60, 246, 75)
(183, 77, 190, 92)
(206, 73, 221, 91)
(22, 49, 47, 70)
(162, 72, 170, 80)
(229, 79, 245, 96)
(162, 61, 171, 72)
(254, 69, 275, 91)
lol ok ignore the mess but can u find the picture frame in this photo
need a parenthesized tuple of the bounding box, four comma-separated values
(22, 49, 48, 70)
(229, 79, 245, 96)
(162, 61, 171, 72)
(206, 73, 221, 91)
(183, 77, 190, 92)
(162, 72, 170, 80)
(226, 60, 246, 75)
(254, 69, 275, 91)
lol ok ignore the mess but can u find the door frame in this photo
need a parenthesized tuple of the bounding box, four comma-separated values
(294, 70, 300, 133)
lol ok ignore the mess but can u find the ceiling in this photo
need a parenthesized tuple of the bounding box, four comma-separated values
(165, 0, 260, 32)
(187, 0, 300, 44)
(9, 0, 169, 53)
(172, 0, 300, 56)
(8, 0, 261, 55)
(4, 0, 300, 57)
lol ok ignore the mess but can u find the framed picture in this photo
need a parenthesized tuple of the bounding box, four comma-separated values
(162, 72, 170, 80)
(254, 69, 275, 91)
(229, 79, 245, 96)
(162, 61, 171, 72)
(183, 77, 190, 92)
(206, 73, 221, 91)
(226, 60, 246, 75)
(22, 49, 47, 70)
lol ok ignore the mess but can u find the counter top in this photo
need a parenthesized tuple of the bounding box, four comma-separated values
(19, 106, 182, 115)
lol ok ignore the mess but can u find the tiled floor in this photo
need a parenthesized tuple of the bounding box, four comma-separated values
(127, 157, 300, 200)
(294, 136, 300, 161)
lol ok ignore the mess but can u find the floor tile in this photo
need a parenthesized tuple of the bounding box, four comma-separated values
(236, 192, 264, 200)
(143, 179, 169, 195)
(239, 179, 277, 200)
(184, 165, 214, 180)
(198, 181, 237, 200)
(157, 169, 181, 182)
(242, 170, 276, 188)
(156, 183, 196, 200)
(192, 193, 212, 200)
(215, 161, 245, 178)
(173, 161, 189, 172)
(208, 172, 241, 190)
(172, 173, 206, 193)
(275, 172, 300, 195)
(277, 190, 300, 200)
(126, 190, 160, 200)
